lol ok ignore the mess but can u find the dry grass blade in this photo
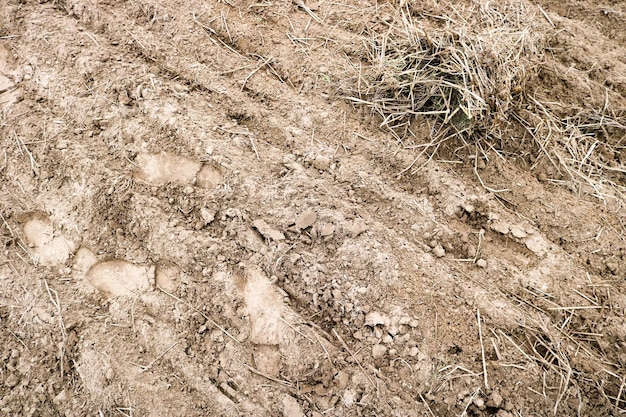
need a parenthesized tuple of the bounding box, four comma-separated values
(477, 309, 489, 390)
(501, 282, 626, 411)
(130, 342, 179, 373)
(293, 0, 323, 24)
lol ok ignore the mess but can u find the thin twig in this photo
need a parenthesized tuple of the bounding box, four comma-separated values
(419, 392, 436, 417)
(245, 364, 292, 386)
(477, 309, 489, 390)
(249, 134, 260, 160)
(131, 342, 178, 372)
(275, 314, 314, 344)
(241, 56, 274, 91)
(293, 0, 323, 24)
(537, 5, 555, 27)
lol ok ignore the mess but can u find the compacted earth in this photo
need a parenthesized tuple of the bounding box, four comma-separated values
(1, 0, 625, 416)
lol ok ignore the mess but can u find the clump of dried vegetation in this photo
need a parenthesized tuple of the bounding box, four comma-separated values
(348, 3, 539, 140)
(345, 1, 626, 204)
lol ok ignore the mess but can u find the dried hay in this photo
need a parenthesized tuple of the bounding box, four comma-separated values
(518, 100, 626, 203)
(344, 1, 626, 203)
(497, 282, 626, 415)
(345, 2, 541, 143)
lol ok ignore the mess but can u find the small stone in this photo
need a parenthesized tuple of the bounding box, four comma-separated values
(282, 395, 304, 417)
(606, 262, 618, 274)
(156, 264, 181, 293)
(334, 371, 350, 390)
(487, 391, 503, 408)
(490, 221, 510, 235)
(372, 344, 387, 359)
(349, 219, 368, 238)
(462, 203, 475, 214)
(476, 159, 486, 169)
(510, 226, 527, 239)
(408, 347, 419, 357)
(53, 389, 69, 405)
(503, 400, 514, 411)
(537, 172, 548, 182)
(105, 368, 115, 381)
(295, 210, 317, 231)
(433, 245, 445, 258)
(382, 335, 393, 344)
(343, 389, 356, 407)
(319, 223, 335, 237)
(476, 259, 487, 268)
(56, 140, 68, 150)
(473, 397, 485, 409)
(182, 185, 194, 194)
(253, 219, 285, 241)
(224, 208, 240, 218)
(87, 260, 151, 296)
(496, 411, 512, 417)
(200, 207, 215, 225)
(365, 311, 388, 327)
(524, 235, 547, 257)
(374, 327, 383, 338)
(5, 374, 19, 388)
(312, 155, 331, 171)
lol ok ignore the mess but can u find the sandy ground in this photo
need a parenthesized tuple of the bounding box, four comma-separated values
(1, 0, 625, 416)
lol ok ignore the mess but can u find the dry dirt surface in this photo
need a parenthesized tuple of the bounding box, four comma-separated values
(1, 0, 626, 416)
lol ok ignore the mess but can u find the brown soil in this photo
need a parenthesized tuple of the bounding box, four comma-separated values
(1, 0, 625, 416)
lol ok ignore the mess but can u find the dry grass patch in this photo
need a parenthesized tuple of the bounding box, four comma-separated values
(518, 101, 626, 202)
(497, 283, 626, 415)
(345, 2, 542, 147)
(344, 1, 626, 202)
